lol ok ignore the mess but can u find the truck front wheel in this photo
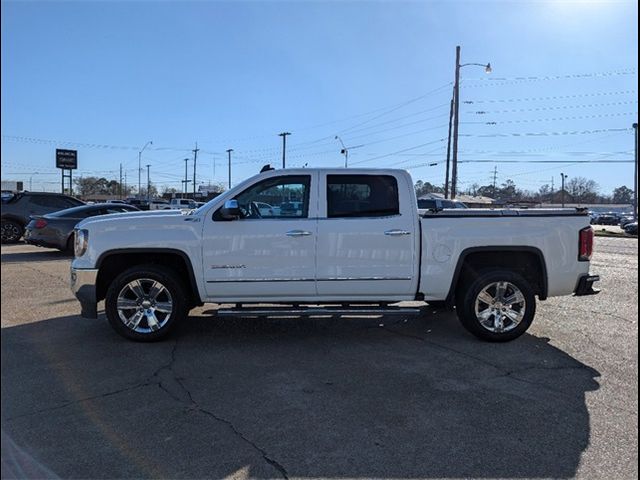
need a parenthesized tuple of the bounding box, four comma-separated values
(105, 265, 188, 342)
(456, 269, 536, 342)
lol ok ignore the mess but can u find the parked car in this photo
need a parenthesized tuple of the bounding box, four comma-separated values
(255, 201, 274, 216)
(594, 214, 619, 226)
(417, 198, 468, 212)
(70, 168, 599, 343)
(165, 198, 197, 210)
(1, 192, 85, 243)
(25, 204, 139, 252)
(106, 199, 129, 205)
(623, 222, 638, 235)
(279, 201, 304, 217)
(126, 199, 150, 211)
(148, 199, 170, 210)
(619, 215, 635, 227)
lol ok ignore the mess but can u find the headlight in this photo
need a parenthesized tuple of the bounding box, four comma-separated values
(74, 229, 89, 257)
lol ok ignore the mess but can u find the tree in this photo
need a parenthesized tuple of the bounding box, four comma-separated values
(138, 182, 159, 199)
(74, 176, 130, 197)
(612, 185, 633, 204)
(161, 186, 179, 196)
(566, 177, 599, 203)
(537, 184, 552, 203)
(414, 180, 444, 197)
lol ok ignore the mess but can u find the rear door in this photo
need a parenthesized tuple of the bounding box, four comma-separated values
(316, 173, 418, 298)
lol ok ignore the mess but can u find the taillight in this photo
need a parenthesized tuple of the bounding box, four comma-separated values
(579, 226, 594, 261)
(34, 218, 48, 229)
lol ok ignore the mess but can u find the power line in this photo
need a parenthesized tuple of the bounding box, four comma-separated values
(472, 127, 633, 138)
(461, 68, 637, 88)
(470, 100, 638, 114)
(350, 138, 447, 166)
(467, 90, 638, 104)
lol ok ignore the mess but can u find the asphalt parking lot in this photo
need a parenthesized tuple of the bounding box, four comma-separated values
(1, 238, 638, 480)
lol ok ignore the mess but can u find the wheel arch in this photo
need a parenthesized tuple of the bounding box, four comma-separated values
(446, 246, 548, 304)
(1, 215, 26, 228)
(95, 248, 202, 307)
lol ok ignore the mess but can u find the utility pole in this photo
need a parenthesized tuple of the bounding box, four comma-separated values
(335, 135, 349, 168)
(227, 149, 234, 189)
(492, 166, 498, 198)
(444, 95, 454, 199)
(119, 163, 123, 199)
(451, 46, 462, 199)
(138, 141, 152, 199)
(182, 158, 190, 199)
(633, 123, 638, 221)
(561, 173, 568, 208)
(550, 177, 555, 204)
(450, 46, 491, 199)
(279, 132, 291, 169)
(146, 164, 151, 203)
(192, 142, 199, 196)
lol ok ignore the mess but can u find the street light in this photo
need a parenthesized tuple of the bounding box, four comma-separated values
(561, 173, 569, 208)
(450, 46, 491, 199)
(29, 172, 40, 191)
(138, 140, 153, 199)
(334, 135, 349, 168)
(227, 149, 234, 189)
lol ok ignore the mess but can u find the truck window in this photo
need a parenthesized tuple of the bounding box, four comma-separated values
(327, 175, 399, 218)
(217, 175, 310, 220)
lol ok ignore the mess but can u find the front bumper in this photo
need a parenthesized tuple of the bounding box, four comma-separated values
(574, 274, 600, 296)
(70, 267, 99, 318)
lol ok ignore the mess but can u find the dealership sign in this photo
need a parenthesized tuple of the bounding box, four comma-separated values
(56, 149, 78, 170)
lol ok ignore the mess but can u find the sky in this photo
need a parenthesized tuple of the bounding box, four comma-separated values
(1, 0, 638, 195)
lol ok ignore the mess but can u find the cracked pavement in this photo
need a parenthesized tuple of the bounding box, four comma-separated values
(1, 238, 637, 479)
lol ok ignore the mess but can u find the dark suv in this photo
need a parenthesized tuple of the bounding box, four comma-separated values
(1, 192, 85, 243)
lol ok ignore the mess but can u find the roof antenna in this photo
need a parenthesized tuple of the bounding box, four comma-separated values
(260, 164, 275, 173)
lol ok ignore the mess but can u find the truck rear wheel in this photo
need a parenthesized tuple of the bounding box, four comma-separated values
(105, 265, 188, 342)
(456, 269, 536, 342)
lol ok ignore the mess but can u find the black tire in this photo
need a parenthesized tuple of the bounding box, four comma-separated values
(1, 220, 23, 244)
(105, 265, 188, 342)
(455, 268, 536, 342)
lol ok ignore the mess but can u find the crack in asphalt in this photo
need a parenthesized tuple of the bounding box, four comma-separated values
(154, 337, 290, 479)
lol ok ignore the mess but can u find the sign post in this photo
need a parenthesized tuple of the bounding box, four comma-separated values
(56, 149, 77, 195)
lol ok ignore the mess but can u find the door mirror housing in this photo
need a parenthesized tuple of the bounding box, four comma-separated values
(220, 199, 241, 219)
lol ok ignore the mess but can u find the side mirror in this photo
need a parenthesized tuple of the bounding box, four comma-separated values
(220, 199, 241, 219)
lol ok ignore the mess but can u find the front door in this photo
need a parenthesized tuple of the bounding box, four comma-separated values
(202, 173, 317, 300)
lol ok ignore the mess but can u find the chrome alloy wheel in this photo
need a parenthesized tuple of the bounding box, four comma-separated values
(116, 279, 173, 334)
(474, 281, 526, 333)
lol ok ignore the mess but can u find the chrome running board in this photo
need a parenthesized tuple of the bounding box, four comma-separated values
(215, 305, 422, 317)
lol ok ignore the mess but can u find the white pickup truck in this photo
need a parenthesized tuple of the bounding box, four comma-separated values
(70, 168, 599, 342)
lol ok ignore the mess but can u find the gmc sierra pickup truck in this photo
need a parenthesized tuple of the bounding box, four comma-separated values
(70, 168, 599, 342)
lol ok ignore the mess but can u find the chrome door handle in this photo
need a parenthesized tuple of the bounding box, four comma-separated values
(384, 229, 411, 236)
(286, 230, 312, 237)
